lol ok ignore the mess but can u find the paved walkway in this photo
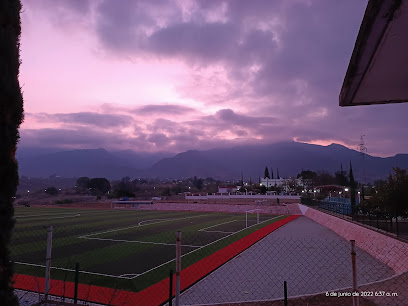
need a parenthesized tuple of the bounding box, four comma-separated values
(180, 216, 395, 305)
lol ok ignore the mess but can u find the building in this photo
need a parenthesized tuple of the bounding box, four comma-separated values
(218, 186, 239, 194)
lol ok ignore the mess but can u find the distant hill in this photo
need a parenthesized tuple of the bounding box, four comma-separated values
(17, 142, 408, 181)
(148, 142, 408, 181)
(17, 148, 167, 179)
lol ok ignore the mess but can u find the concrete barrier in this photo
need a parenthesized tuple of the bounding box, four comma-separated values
(300, 204, 408, 274)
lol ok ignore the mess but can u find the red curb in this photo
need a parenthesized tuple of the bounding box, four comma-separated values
(13, 215, 300, 305)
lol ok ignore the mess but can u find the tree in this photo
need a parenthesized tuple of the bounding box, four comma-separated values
(271, 168, 274, 179)
(335, 163, 349, 186)
(264, 167, 270, 179)
(45, 186, 58, 196)
(258, 184, 267, 195)
(297, 170, 317, 192)
(277, 168, 280, 179)
(88, 178, 111, 194)
(0, 1, 23, 304)
(192, 176, 203, 190)
(76, 177, 90, 190)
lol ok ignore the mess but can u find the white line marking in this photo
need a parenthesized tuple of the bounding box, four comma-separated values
(17, 214, 81, 221)
(119, 273, 139, 278)
(80, 236, 203, 248)
(79, 214, 210, 238)
(13, 261, 131, 279)
(15, 212, 81, 219)
(198, 220, 237, 232)
(200, 230, 236, 234)
(130, 215, 283, 279)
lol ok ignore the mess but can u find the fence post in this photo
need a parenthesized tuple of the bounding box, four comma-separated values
(245, 211, 248, 228)
(74, 262, 79, 304)
(283, 281, 288, 306)
(44, 225, 53, 301)
(350, 240, 359, 306)
(175, 231, 181, 306)
(169, 269, 173, 306)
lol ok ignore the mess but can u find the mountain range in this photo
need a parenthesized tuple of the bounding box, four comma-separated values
(16, 142, 408, 182)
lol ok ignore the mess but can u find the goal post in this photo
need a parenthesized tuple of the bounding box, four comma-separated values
(245, 209, 262, 228)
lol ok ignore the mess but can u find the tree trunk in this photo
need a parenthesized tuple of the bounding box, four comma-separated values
(0, 0, 24, 305)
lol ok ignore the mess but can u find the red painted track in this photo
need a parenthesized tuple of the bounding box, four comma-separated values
(13, 215, 299, 305)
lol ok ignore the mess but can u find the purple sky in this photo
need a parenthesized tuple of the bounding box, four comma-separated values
(18, 0, 408, 157)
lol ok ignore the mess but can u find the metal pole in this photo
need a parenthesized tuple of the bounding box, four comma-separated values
(175, 231, 181, 306)
(169, 270, 173, 306)
(350, 240, 359, 306)
(283, 281, 288, 306)
(44, 225, 53, 301)
(245, 211, 248, 228)
(74, 263, 79, 304)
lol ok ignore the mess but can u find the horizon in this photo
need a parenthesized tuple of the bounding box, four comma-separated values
(17, 140, 407, 159)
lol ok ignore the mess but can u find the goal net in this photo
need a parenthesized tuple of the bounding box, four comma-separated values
(245, 209, 263, 228)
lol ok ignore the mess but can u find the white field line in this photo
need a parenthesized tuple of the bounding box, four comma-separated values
(130, 215, 283, 280)
(80, 236, 203, 248)
(198, 220, 237, 232)
(17, 214, 81, 221)
(15, 212, 81, 219)
(15, 209, 120, 220)
(78, 214, 210, 239)
(119, 273, 139, 278)
(13, 261, 131, 279)
(15, 215, 282, 281)
(199, 230, 236, 234)
(138, 219, 179, 226)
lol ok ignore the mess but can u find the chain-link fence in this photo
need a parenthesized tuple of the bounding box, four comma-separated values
(10, 208, 408, 306)
(302, 198, 408, 241)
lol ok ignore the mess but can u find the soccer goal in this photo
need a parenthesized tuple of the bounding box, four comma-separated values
(245, 209, 263, 228)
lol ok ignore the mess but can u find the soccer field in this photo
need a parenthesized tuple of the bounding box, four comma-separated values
(11, 206, 290, 301)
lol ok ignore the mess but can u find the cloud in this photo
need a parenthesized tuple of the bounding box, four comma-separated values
(29, 112, 134, 128)
(20, 0, 408, 156)
(135, 104, 195, 115)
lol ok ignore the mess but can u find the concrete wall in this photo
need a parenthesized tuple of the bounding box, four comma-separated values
(186, 195, 300, 200)
(300, 204, 408, 274)
(134, 202, 302, 215)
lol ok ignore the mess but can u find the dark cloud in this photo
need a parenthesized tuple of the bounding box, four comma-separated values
(30, 112, 134, 128)
(135, 104, 195, 115)
(148, 22, 239, 63)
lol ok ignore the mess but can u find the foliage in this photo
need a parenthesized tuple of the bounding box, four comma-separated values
(76, 176, 90, 190)
(315, 172, 336, 186)
(264, 167, 270, 179)
(335, 168, 349, 186)
(45, 186, 58, 195)
(192, 176, 203, 190)
(0, 0, 23, 304)
(297, 170, 317, 191)
(88, 178, 111, 194)
(258, 185, 267, 195)
(361, 168, 408, 217)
